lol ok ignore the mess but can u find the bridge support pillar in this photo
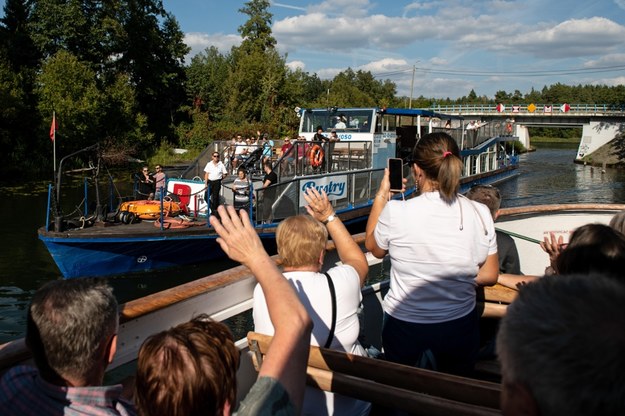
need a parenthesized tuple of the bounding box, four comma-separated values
(576, 121, 625, 161)
(515, 125, 530, 150)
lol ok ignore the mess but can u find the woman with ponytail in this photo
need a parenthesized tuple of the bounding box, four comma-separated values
(365, 132, 499, 376)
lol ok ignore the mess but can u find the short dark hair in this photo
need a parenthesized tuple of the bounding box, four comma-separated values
(135, 315, 239, 416)
(26, 278, 118, 383)
(555, 223, 625, 281)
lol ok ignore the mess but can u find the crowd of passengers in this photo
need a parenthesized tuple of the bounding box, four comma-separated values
(1, 131, 624, 416)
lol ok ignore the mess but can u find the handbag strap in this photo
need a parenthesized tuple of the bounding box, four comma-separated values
(323, 272, 337, 349)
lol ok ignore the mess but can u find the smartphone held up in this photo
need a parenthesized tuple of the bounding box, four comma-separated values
(388, 158, 403, 192)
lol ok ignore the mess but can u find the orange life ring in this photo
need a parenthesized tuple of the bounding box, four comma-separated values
(308, 144, 324, 168)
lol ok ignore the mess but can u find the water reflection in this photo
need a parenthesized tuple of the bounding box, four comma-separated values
(498, 148, 625, 207)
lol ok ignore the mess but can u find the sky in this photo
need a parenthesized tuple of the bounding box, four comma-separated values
(5, 0, 625, 100)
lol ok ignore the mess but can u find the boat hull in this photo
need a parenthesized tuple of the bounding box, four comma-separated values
(38, 208, 371, 278)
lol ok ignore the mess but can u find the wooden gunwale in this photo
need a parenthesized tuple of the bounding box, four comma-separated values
(248, 332, 501, 415)
(498, 203, 625, 217)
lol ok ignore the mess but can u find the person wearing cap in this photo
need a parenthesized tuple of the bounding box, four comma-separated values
(334, 115, 347, 129)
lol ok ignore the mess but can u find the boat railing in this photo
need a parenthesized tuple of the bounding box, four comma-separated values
(431, 119, 516, 150)
(250, 161, 414, 225)
(273, 140, 373, 180)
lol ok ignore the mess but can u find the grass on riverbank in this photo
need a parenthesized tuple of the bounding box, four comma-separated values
(531, 136, 581, 145)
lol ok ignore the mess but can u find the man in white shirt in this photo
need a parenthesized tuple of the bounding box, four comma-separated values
(334, 115, 347, 129)
(204, 152, 228, 218)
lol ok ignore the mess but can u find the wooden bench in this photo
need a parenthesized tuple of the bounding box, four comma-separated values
(247, 332, 502, 416)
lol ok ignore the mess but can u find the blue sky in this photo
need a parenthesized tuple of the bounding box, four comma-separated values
(163, 0, 625, 100)
(4, 0, 625, 99)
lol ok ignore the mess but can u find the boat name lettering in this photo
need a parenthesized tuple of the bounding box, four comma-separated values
(338, 134, 352, 140)
(301, 180, 346, 197)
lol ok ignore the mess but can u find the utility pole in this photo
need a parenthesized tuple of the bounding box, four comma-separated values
(409, 64, 417, 109)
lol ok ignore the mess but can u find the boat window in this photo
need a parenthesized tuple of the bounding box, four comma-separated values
(300, 109, 376, 134)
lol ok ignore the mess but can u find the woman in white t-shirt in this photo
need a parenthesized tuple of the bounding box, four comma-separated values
(253, 187, 371, 416)
(365, 132, 499, 376)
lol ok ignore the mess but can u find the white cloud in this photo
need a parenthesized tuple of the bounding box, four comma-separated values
(286, 60, 306, 71)
(506, 17, 625, 59)
(583, 54, 625, 71)
(183, 33, 240, 57)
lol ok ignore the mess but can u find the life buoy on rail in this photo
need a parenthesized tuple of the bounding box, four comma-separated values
(309, 144, 324, 168)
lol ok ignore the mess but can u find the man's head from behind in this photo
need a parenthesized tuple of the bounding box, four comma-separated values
(466, 184, 502, 218)
(135, 315, 239, 416)
(496, 274, 625, 416)
(277, 214, 328, 269)
(26, 278, 118, 386)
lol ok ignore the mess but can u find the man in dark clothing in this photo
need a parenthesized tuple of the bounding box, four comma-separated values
(261, 161, 278, 223)
(466, 184, 521, 274)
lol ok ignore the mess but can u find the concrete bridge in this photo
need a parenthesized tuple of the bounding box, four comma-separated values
(431, 104, 625, 161)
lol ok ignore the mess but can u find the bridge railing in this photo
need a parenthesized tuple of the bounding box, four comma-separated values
(431, 103, 625, 116)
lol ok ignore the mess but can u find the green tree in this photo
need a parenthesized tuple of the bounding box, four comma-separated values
(37, 50, 148, 159)
(238, 0, 276, 53)
(186, 46, 231, 122)
(0, 0, 41, 71)
(116, 0, 189, 143)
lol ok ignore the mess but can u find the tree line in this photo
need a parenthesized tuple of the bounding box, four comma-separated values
(1, 0, 624, 180)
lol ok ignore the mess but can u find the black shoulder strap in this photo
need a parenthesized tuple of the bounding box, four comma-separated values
(323, 272, 337, 349)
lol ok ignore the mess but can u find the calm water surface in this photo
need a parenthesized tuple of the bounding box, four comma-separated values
(1, 147, 624, 343)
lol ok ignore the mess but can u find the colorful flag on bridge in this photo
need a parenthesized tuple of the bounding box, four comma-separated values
(512, 105, 520, 113)
(496, 103, 505, 112)
(560, 103, 570, 112)
(544, 105, 552, 113)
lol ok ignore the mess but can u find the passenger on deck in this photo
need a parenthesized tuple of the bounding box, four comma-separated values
(232, 134, 247, 172)
(135, 205, 312, 416)
(261, 161, 278, 223)
(327, 130, 340, 173)
(153, 165, 166, 200)
(466, 184, 521, 274)
(609, 209, 625, 235)
(497, 273, 625, 416)
(365, 132, 499, 376)
(253, 187, 371, 416)
(498, 222, 625, 289)
(280, 137, 294, 174)
(334, 115, 347, 129)
(466, 184, 521, 360)
(135, 166, 154, 200)
(0, 278, 135, 416)
(232, 168, 251, 211)
(204, 152, 228, 219)
(260, 132, 274, 164)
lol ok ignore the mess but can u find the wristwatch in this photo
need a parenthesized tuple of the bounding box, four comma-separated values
(323, 214, 337, 224)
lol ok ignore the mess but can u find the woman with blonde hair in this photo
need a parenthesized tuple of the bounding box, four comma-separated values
(365, 132, 499, 376)
(253, 187, 371, 415)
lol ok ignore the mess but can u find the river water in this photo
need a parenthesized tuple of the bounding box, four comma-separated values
(1, 146, 624, 344)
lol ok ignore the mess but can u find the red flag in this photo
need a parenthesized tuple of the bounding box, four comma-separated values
(49, 114, 57, 141)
